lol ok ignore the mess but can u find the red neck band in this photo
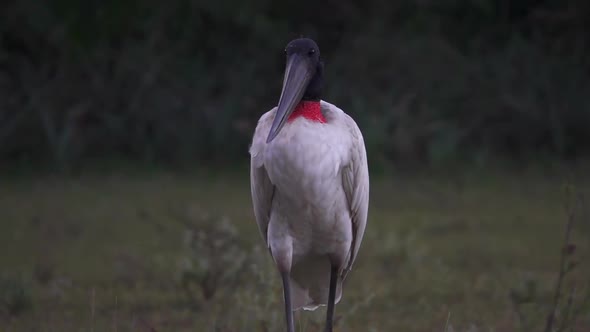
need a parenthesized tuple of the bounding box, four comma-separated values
(287, 101, 326, 123)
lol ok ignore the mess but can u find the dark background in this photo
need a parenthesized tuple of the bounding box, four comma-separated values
(1, 1, 589, 331)
(1, 0, 589, 171)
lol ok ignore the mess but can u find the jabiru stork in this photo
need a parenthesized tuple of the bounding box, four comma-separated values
(249, 38, 369, 332)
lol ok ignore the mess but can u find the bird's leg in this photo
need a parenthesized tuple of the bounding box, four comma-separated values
(324, 265, 338, 332)
(281, 271, 295, 332)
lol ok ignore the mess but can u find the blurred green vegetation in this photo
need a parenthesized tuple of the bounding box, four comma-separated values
(0, 169, 588, 331)
(1, 0, 589, 170)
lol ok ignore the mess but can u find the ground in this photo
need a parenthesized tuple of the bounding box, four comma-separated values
(0, 165, 588, 331)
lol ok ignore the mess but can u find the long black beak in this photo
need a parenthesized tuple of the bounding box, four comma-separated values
(266, 54, 314, 143)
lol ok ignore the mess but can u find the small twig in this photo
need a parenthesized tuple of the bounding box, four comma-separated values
(544, 185, 580, 332)
(556, 286, 576, 332)
(443, 310, 451, 332)
(112, 295, 118, 332)
(90, 287, 95, 332)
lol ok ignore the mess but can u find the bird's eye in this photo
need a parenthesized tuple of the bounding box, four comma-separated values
(308, 49, 315, 56)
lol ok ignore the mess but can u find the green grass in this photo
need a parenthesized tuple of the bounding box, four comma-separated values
(0, 166, 589, 331)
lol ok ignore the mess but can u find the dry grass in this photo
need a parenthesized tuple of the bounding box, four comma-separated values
(0, 166, 588, 331)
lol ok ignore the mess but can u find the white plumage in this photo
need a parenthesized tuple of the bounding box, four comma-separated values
(249, 100, 370, 311)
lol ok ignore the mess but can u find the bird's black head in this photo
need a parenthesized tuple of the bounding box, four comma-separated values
(267, 38, 324, 143)
(284, 38, 324, 101)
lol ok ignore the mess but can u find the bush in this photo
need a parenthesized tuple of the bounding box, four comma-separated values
(174, 209, 285, 330)
(0, 274, 33, 317)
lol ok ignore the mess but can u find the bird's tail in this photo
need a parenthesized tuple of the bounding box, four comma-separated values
(290, 255, 342, 311)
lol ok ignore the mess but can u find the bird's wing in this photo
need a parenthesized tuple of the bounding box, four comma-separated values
(340, 113, 370, 279)
(249, 109, 276, 246)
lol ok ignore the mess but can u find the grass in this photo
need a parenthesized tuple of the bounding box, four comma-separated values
(0, 165, 589, 331)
